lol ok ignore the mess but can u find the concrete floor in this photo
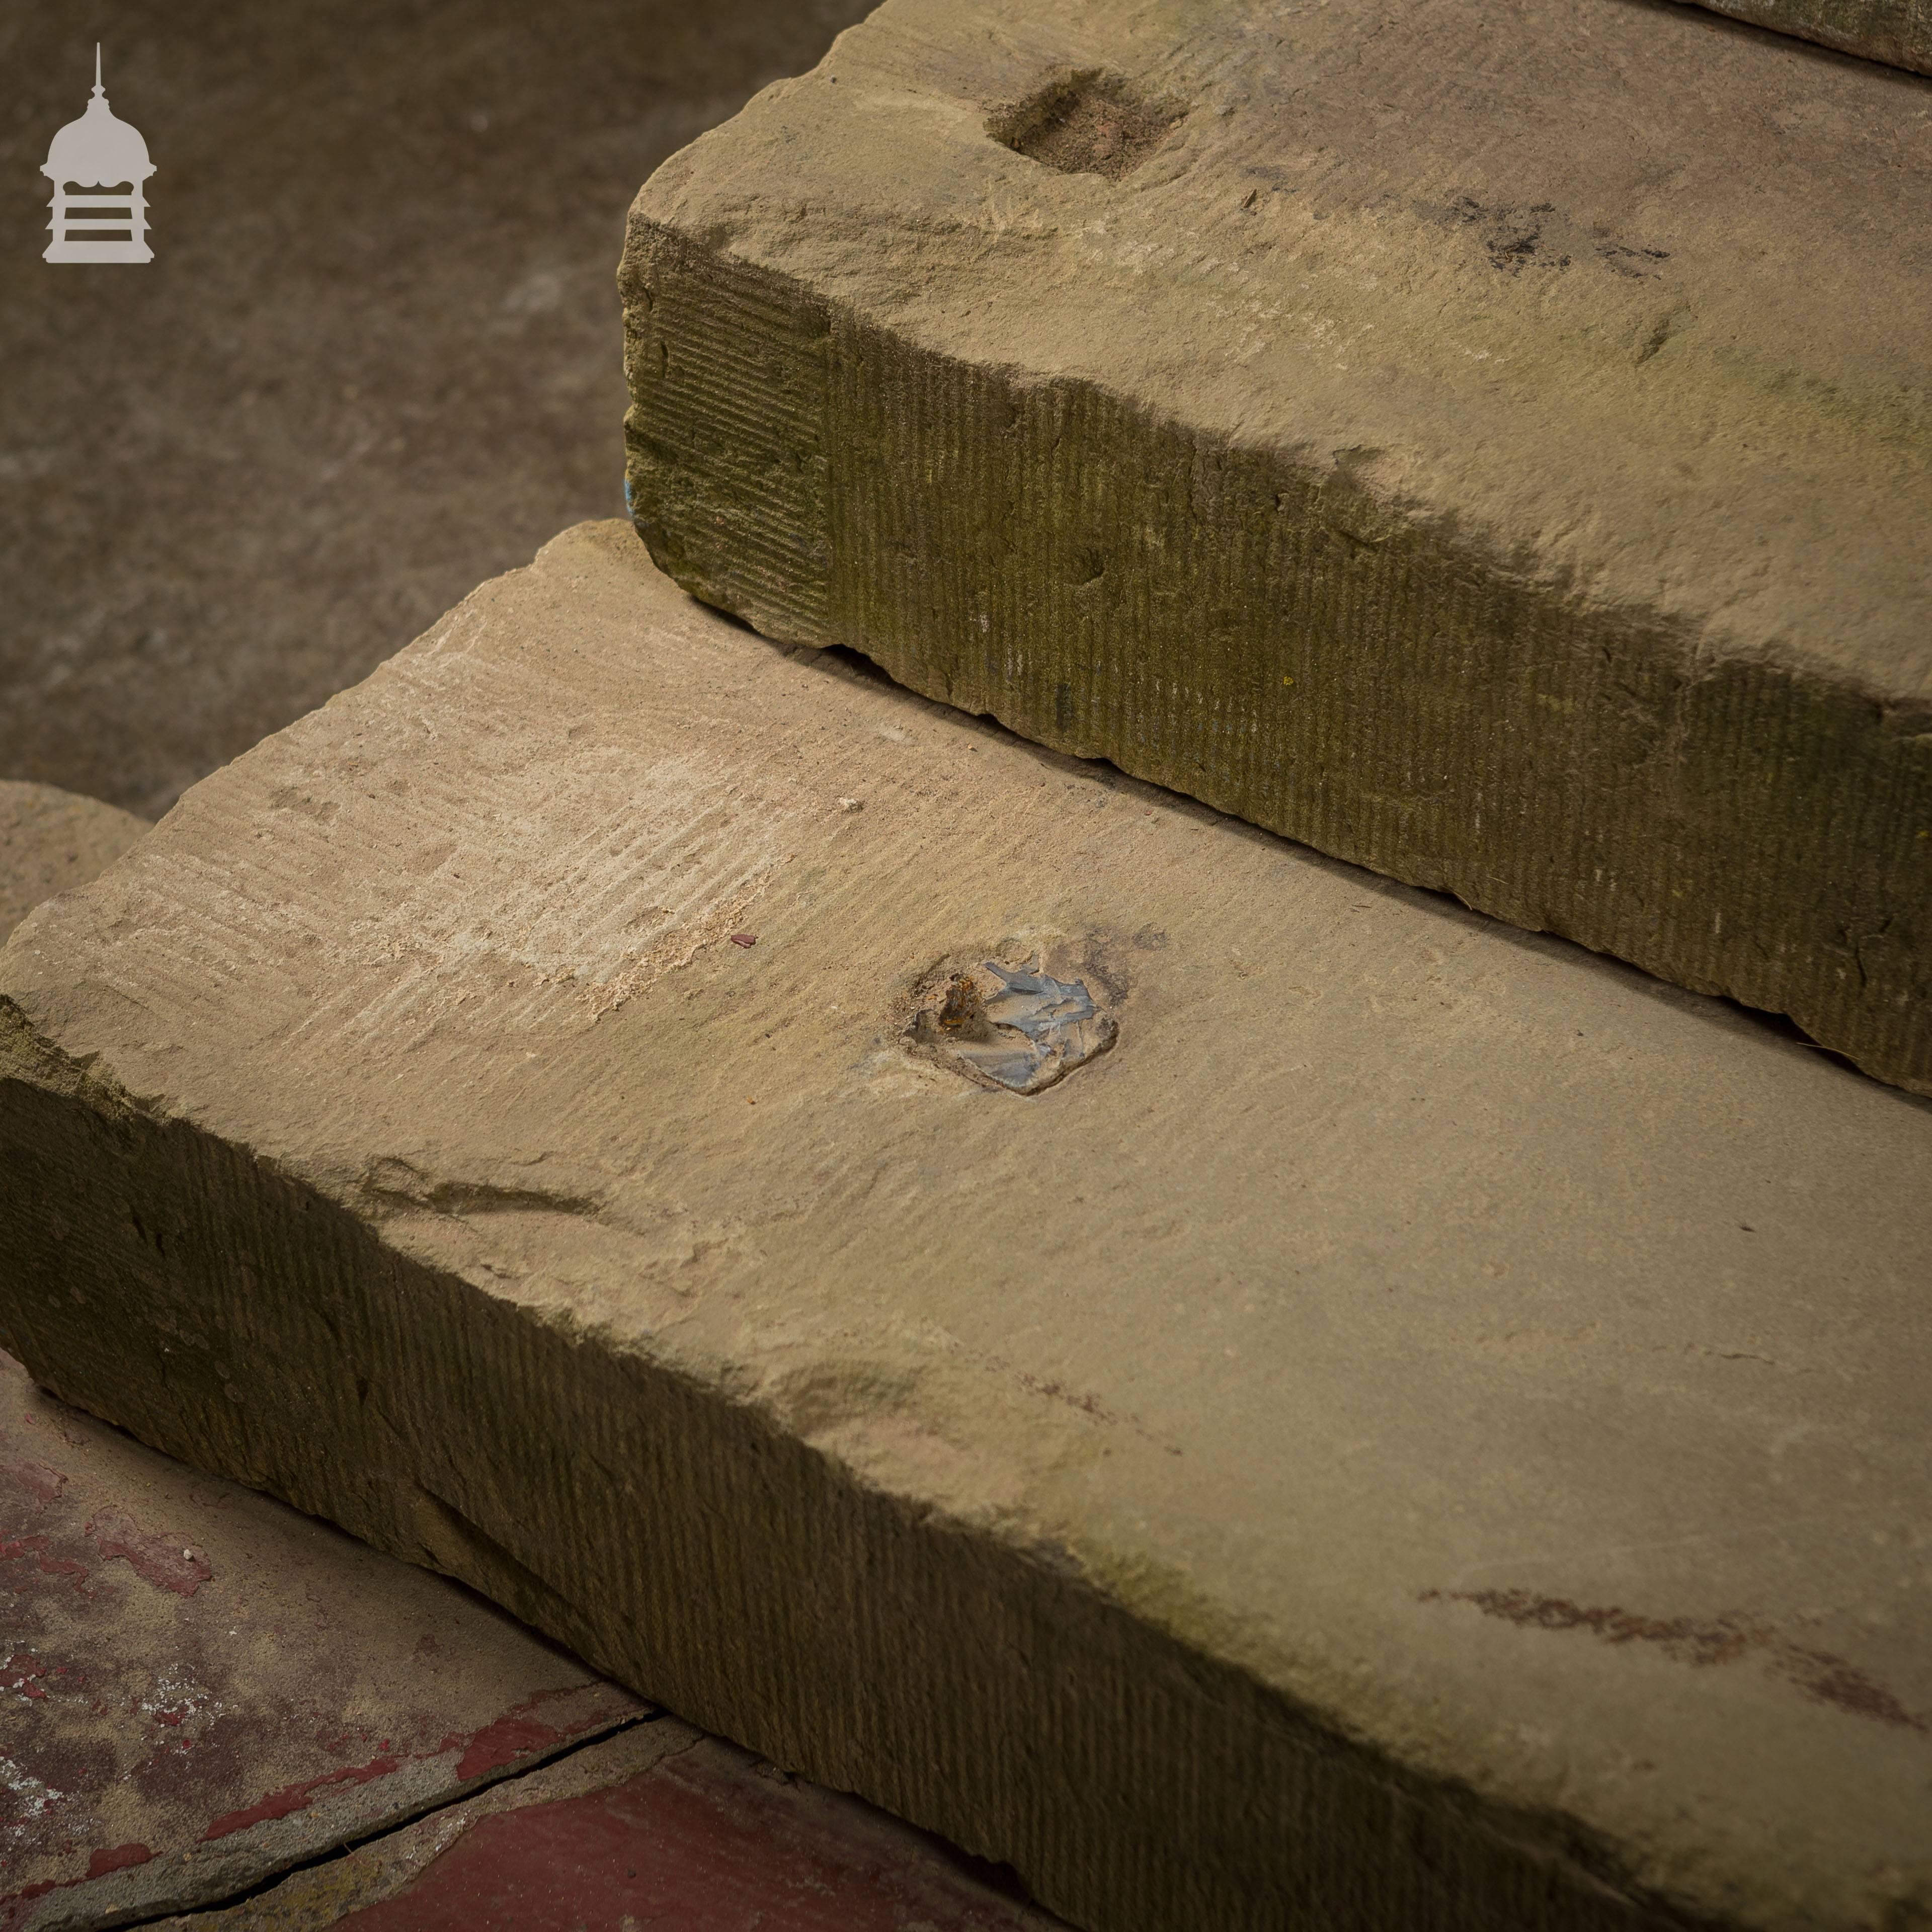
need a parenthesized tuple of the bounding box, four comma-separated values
(0, 0, 872, 819)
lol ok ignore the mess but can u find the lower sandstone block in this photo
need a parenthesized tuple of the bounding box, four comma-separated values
(620, 0, 1932, 1093)
(3, 525, 1929, 1932)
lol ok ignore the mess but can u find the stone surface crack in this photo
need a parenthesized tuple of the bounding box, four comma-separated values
(109, 1713, 674, 1930)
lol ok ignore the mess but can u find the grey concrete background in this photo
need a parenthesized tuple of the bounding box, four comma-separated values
(0, 1, 872, 820)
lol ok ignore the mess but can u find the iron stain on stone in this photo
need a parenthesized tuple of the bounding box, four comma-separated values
(910, 960, 1116, 1094)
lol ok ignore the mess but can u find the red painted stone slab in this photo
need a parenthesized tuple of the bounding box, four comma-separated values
(0, 1350, 645, 1931)
(341, 1738, 1055, 1932)
(156, 1724, 1065, 1930)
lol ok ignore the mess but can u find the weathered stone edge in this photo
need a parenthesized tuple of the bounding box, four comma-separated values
(0, 1018, 1713, 1932)
(1672, 0, 1932, 78)
(619, 217, 1932, 1097)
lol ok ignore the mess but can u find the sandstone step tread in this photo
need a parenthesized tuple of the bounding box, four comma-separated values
(3, 524, 1928, 1932)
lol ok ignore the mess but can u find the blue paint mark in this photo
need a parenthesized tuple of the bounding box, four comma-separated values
(918, 962, 1116, 1095)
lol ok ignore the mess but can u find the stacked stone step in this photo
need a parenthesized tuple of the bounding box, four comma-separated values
(4, 523, 1929, 1932)
(4, 7, 1930, 1932)
(620, 0, 1932, 1096)
(1, 779, 147, 942)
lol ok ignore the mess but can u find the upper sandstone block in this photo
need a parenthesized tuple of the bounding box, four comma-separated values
(620, 0, 1932, 1094)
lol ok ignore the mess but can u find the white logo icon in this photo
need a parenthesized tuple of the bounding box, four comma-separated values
(43, 45, 154, 264)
